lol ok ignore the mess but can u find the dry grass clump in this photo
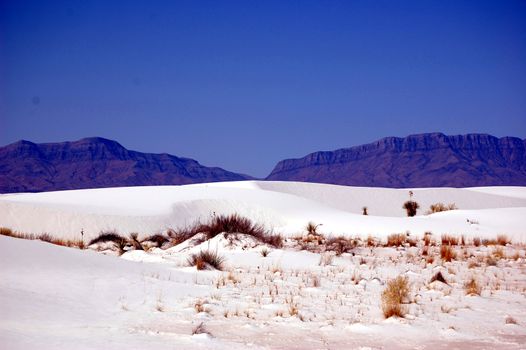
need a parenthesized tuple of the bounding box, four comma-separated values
(426, 203, 457, 215)
(496, 234, 510, 246)
(187, 250, 225, 270)
(0, 227, 15, 237)
(473, 237, 481, 247)
(386, 233, 407, 247)
(440, 245, 456, 262)
(464, 277, 481, 295)
(381, 275, 410, 318)
(326, 236, 355, 255)
(482, 238, 498, 246)
(441, 234, 458, 246)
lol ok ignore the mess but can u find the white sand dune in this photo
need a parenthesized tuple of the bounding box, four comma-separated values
(1, 181, 525, 242)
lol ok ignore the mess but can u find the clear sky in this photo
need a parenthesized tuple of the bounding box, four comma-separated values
(1, 0, 525, 177)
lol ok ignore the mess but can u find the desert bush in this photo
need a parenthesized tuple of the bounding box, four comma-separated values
(381, 275, 410, 318)
(129, 233, 144, 251)
(423, 232, 432, 246)
(441, 234, 458, 246)
(426, 203, 457, 215)
(181, 214, 281, 248)
(0, 227, 14, 237)
(141, 234, 169, 248)
(326, 236, 354, 255)
(188, 250, 225, 270)
(305, 221, 321, 235)
(464, 277, 481, 295)
(473, 237, 481, 247)
(440, 245, 456, 262)
(496, 234, 510, 246)
(386, 233, 406, 247)
(403, 200, 420, 217)
(482, 238, 498, 246)
(89, 231, 127, 246)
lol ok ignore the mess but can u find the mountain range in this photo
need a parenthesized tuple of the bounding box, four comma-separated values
(1, 133, 525, 193)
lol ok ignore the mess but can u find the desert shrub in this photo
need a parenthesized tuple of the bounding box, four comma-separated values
(366, 235, 376, 247)
(188, 250, 225, 270)
(141, 234, 169, 248)
(464, 277, 481, 295)
(496, 235, 510, 246)
(0, 227, 14, 237)
(265, 233, 283, 248)
(89, 231, 127, 246)
(326, 236, 354, 255)
(473, 237, 481, 247)
(381, 275, 410, 318)
(423, 232, 432, 246)
(129, 233, 144, 251)
(305, 221, 321, 235)
(441, 234, 458, 246)
(426, 203, 457, 215)
(386, 233, 406, 247)
(482, 238, 498, 246)
(440, 245, 456, 262)
(88, 231, 128, 254)
(403, 200, 420, 217)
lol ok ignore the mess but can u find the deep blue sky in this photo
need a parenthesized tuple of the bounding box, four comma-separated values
(1, 0, 525, 177)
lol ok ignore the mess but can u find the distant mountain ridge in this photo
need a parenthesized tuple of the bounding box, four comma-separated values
(0, 137, 251, 193)
(266, 133, 526, 187)
(1, 133, 525, 193)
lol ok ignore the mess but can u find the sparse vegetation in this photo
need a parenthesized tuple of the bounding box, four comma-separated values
(426, 202, 457, 215)
(440, 245, 456, 262)
(496, 234, 510, 246)
(381, 275, 409, 318)
(464, 277, 481, 295)
(188, 249, 225, 270)
(386, 233, 406, 247)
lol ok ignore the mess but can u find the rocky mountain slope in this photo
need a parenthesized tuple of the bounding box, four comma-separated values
(266, 133, 526, 187)
(0, 137, 251, 193)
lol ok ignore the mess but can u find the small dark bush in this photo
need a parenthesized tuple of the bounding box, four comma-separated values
(142, 234, 169, 247)
(188, 250, 225, 270)
(403, 201, 420, 217)
(129, 233, 144, 251)
(89, 231, 127, 246)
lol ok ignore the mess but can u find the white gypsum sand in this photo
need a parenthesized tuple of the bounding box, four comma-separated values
(1, 181, 525, 349)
